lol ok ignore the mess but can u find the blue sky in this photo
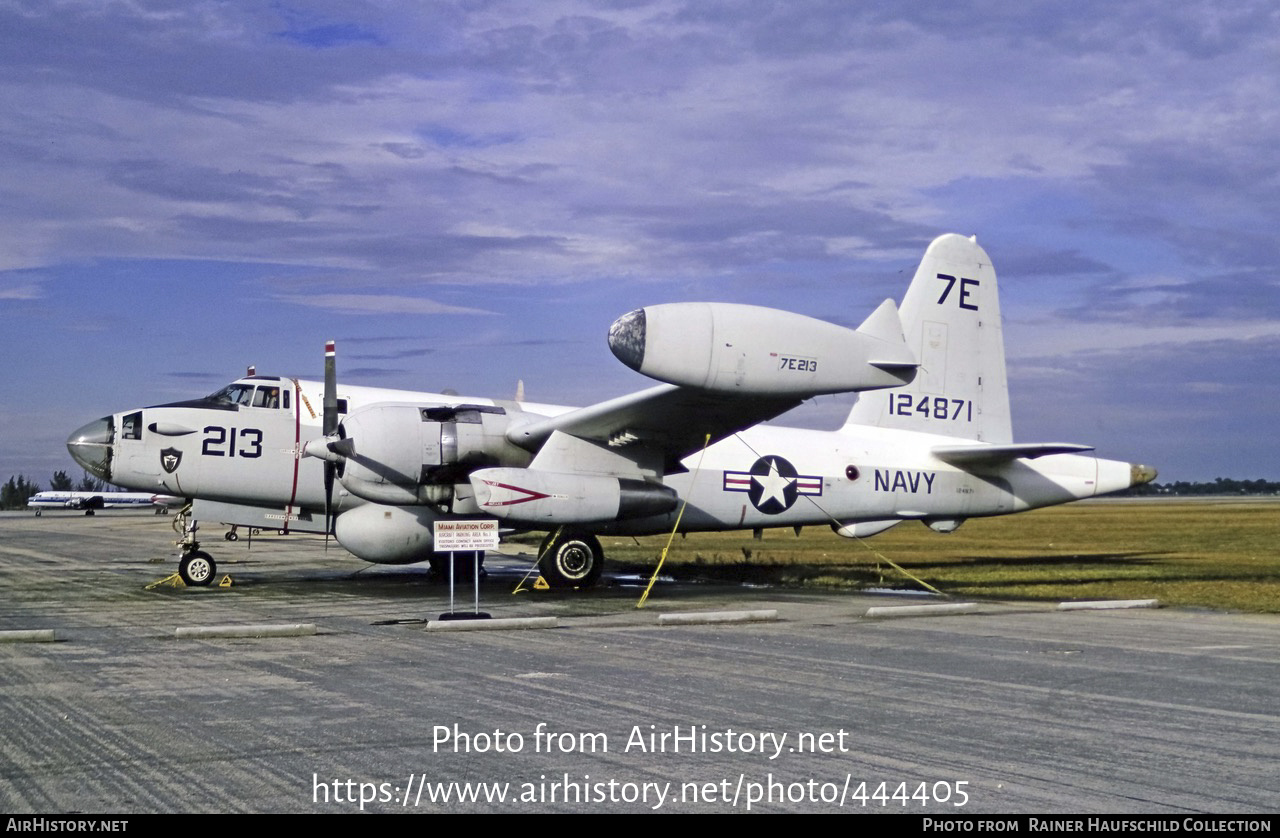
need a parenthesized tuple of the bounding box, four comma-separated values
(2, 1, 1277, 484)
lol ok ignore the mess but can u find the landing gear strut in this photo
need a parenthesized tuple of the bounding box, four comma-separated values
(171, 502, 216, 587)
(538, 529, 604, 589)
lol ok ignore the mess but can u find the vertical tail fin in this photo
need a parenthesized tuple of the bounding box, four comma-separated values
(844, 234, 1011, 443)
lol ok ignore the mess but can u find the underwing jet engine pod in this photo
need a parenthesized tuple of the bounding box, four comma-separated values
(608, 299, 918, 395)
(70, 233, 1155, 589)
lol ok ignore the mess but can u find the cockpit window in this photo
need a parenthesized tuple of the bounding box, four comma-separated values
(121, 411, 142, 440)
(252, 386, 280, 409)
(207, 384, 255, 406)
(199, 381, 291, 410)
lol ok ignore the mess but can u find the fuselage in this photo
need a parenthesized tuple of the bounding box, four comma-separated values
(70, 375, 1140, 550)
(620, 422, 1135, 536)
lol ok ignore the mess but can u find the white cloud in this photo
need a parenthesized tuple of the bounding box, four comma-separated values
(274, 293, 496, 316)
(0, 282, 42, 300)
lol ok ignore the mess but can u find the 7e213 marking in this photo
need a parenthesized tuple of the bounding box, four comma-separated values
(888, 394, 972, 422)
(778, 356, 818, 372)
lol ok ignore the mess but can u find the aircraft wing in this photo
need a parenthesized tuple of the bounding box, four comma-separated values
(932, 443, 1095, 467)
(507, 383, 802, 474)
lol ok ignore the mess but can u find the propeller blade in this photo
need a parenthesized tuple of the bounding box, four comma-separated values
(323, 340, 337, 436)
(323, 340, 337, 543)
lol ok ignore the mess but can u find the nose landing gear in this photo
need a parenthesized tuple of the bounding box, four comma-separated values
(171, 502, 217, 587)
(178, 550, 216, 586)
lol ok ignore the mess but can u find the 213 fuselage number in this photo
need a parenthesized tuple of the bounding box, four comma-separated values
(202, 426, 263, 458)
(888, 394, 972, 422)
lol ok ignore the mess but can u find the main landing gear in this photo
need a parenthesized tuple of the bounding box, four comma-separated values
(538, 529, 604, 589)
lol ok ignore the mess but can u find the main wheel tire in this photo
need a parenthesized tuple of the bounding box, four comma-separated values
(540, 531, 604, 589)
(224, 530, 238, 542)
(179, 551, 216, 587)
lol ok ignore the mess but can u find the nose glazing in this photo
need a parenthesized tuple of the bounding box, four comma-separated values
(68, 416, 113, 481)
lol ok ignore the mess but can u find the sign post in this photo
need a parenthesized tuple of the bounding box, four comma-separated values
(433, 520, 500, 621)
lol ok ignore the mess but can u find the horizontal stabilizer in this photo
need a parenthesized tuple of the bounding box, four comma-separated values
(933, 443, 1095, 466)
(855, 299, 917, 370)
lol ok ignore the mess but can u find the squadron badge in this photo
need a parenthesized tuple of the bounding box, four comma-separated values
(160, 448, 182, 474)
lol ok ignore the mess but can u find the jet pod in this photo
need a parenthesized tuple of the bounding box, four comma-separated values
(608, 299, 917, 396)
(469, 467, 678, 525)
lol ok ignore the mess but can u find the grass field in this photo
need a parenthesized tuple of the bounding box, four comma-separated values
(594, 499, 1280, 613)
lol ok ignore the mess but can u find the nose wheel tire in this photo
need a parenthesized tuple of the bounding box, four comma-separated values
(179, 551, 216, 587)
(539, 530, 604, 589)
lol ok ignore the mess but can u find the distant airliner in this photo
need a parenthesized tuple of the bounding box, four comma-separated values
(28, 491, 182, 516)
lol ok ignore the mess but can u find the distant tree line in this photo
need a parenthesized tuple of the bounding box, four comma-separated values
(1, 471, 112, 509)
(1120, 478, 1280, 497)
(1, 475, 41, 509)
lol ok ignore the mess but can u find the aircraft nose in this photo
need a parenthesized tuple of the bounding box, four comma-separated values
(68, 416, 113, 481)
(1130, 463, 1158, 486)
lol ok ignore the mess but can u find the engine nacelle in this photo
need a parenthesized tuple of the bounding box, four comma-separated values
(334, 503, 441, 564)
(607, 301, 917, 396)
(469, 467, 678, 525)
(337, 403, 531, 506)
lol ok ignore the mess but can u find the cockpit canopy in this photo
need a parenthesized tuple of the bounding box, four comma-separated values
(207, 380, 288, 410)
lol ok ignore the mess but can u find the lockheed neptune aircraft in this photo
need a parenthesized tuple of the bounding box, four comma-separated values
(67, 234, 1155, 587)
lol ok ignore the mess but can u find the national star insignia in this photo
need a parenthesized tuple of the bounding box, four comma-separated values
(722, 454, 822, 515)
(752, 458, 795, 508)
